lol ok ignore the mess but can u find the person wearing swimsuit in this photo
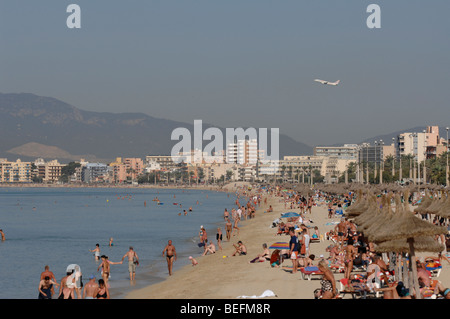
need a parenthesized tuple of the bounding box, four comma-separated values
(162, 240, 177, 276)
(96, 279, 109, 299)
(318, 260, 337, 299)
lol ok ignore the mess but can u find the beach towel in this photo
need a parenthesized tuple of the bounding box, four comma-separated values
(237, 290, 277, 299)
(304, 266, 319, 272)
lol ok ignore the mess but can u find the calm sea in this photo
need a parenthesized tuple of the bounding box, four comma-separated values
(0, 186, 238, 299)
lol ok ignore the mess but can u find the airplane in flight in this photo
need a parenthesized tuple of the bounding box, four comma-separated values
(314, 79, 340, 86)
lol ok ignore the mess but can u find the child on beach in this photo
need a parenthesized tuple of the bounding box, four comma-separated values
(189, 256, 198, 266)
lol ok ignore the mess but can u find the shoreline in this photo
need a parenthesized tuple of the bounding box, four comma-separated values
(0, 182, 230, 191)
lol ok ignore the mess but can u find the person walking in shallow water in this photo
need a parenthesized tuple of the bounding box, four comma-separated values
(97, 255, 121, 284)
(162, 240, 177, 276)
(121, 246, 139, 281)
(90, 243, 101, 261)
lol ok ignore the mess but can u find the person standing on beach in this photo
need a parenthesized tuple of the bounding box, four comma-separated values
(58, 271, 76, 299)
(38, 276, 59, 299)
(224, 208, 229, 220)
(95, 279, 110, 299)
(0, 229, 5, 241)
(162, 240, 177, 276)
(216, 227, 223, 250)
(232, 216, 240, 237)
(225, 218, 232, 241)
(40, 265, 57, 296)
(335, 219, 347, 248)
(121, 246, 139, 281)
(289, 228, 299, 274)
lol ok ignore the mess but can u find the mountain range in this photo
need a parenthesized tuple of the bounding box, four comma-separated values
(1, 93, 444, 164)
(0, 92, 313, 163)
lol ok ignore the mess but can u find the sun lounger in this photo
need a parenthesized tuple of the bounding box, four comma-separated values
(425, 260, 442, 277)
(338, 278, 380, 299)
(299, 266, 323, 280)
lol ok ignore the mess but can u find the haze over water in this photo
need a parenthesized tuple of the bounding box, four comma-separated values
(0, 186, 238, 299)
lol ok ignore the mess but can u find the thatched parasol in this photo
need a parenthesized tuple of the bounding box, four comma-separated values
(435, 193, 450, 218)
(369, 208, 447, 243)
(363, 194, 399, 242)
(413, 190, 432, 214)
(425, 191, 447, 215)
(374, 235, 445, 254)
(353, 195, 380, 228)
(367, 190, 446, 299)
(346, 193, 373, 218)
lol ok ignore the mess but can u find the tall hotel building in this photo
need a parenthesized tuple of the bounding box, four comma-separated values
(226, 139, 259, 165)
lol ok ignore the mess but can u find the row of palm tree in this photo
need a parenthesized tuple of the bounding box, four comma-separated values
(340, 152, 450, 185)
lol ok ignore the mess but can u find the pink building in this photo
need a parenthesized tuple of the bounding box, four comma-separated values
(110, 157, 144, 183)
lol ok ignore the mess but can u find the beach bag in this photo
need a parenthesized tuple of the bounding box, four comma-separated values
(300, 236, 306, 255)
(300, 243, 306, 255)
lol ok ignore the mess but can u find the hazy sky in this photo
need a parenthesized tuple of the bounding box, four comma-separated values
(1, 1, 449, 147)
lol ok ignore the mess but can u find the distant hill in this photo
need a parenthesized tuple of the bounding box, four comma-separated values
(0, 92, 313, 163)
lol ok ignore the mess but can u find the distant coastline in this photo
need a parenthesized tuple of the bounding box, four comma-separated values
(0, 181, 252, 195)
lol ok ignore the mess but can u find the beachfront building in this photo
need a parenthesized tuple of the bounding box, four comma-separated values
(35, 159, 65, 183)
(396, 126, 447, 162)
(257, 156, 353, 184)
(0, 158, 32, 183)
(397, 132, 427, 163)
(81, 163, 109, 183)
(314, 144, 359, 161)
(145, 155, 180, 171)
(226, 139, 259, 165)
(200, 162, 237, 182)
(178, 149, 226, 164)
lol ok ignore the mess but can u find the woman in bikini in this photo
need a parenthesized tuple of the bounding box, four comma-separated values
(97, 255, 121, 284)
(318, 259, 337, 299)
(95, 279, 110, 299)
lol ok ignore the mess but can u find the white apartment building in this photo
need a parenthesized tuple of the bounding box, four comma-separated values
(314, 144, 359, 160)
(226, 139, 259, 165)
(397, 132, 427, 162)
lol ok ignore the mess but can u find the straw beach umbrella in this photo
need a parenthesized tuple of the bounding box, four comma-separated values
(413, 190, 432, 214)
(368, 193, 446, 299)
(374, 236, 445, 254)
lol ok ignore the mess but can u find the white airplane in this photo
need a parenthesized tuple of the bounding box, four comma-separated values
(314, 79, 340, 86)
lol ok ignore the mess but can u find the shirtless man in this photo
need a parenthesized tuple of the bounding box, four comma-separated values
(225, 218, 232, 241)
(121, 246, 139, 281)
(40, 265, 57, 296)
(334, 219, 347, 248)
(232, 241, 247, 256)
(82, 275, 98, 299)
(38, 276, 59, 299)
(202, 240, 216, 256)
(162, 240, 177, 276)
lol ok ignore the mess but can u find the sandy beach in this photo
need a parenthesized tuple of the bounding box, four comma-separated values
(125, 184, 450, 299)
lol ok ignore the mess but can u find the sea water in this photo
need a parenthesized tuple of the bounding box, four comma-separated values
(0, 186, 238, 299)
